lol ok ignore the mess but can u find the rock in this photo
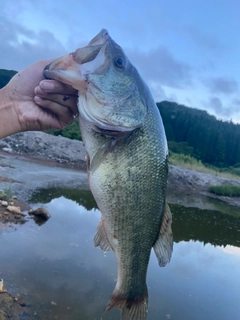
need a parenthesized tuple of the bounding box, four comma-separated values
(0, 279, 7, 293)
(0, 141, 11, 149)
(29, 207, 51, 221)
(2, 147, 13, 153)
(6, 206, 22, 215)
(0, 131, 86, 167)
(1, 201, 8, 207)
(0, 291, 31, 318)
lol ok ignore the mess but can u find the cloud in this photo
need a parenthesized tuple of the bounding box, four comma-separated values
(0, 17, 67, 71)
(208, 97, 224, 113)
(186, 26, 224, 52)
(232, 98, 240, 106)
(203, 76, 239, 95)
(203, 96, 232, 119)
(128, 46, 192, 89)
(202, 96, 240, 121)
(147, 82, 167, 102)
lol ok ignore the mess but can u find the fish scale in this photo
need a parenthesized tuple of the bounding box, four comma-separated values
(88, 100, 168, 307)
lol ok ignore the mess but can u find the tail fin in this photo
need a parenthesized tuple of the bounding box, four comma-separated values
(105, 287, 148, 320)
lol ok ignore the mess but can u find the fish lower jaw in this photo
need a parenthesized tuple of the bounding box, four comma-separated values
(79, 110, 139, 133)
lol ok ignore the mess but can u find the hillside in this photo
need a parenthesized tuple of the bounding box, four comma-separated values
(157, 101, 240, 168)
(0, 69, 17, 89)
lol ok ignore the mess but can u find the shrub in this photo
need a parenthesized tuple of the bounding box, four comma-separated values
(169, 152, 202, 166)
(208, 185, 240, 197)
(46, 118, 82, 140)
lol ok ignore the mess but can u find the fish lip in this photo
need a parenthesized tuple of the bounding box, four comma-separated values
(88, 28, 111, 46)
(43, 53, 88, 90)
(43, 29, 111, 85)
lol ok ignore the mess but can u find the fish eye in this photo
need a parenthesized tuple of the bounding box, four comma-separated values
(114, 56, 125, 69)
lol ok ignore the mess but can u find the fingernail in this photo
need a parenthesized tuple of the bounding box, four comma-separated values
(40, 80, 55, 91)
(34, 96, 42, 104)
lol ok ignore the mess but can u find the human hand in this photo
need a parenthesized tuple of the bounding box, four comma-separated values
(6, 59, 78, 132)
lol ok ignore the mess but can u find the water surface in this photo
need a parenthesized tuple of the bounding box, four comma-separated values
(0, 189, 240, 320)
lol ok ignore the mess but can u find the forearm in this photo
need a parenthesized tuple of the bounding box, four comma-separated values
(0, 86, 22, 139)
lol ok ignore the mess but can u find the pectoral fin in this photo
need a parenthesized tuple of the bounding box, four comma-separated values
(153, 203, 173, 267)
(94, 219, 112, 251)
(90, 139, 116, 173)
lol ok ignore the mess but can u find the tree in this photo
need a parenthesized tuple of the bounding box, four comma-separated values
(0, 69, 18, 88)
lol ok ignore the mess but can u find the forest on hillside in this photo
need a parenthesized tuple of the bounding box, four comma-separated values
(1, 69, 240, 169)
(157, 101, 240, 168)
(0, 69, 17, 89)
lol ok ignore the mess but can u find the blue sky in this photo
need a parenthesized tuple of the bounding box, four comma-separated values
(1, 0, 240, 122)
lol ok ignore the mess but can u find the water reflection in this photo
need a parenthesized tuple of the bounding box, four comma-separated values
(31, 188, 240, 248)
(171, 204, 240, 248)
(0, 189, 239, 320)
(31, 187, 97, 210)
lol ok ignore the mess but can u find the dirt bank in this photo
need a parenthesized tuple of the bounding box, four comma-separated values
(0, 131, 86, 168)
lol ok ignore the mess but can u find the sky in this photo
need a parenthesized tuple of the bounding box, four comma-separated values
(1, 0, 240, 123)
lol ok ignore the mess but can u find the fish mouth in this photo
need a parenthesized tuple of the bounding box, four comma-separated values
(43, 29, 110, 92)
(44, 29, 146, 133)
(44, 54, 86, 91)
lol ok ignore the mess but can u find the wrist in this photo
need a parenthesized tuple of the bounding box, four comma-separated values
(0, 86, 22, 138)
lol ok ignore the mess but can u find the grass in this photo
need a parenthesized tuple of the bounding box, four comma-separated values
(0, 186, 13, 201)
(208, 185, 240, 197)
(169, 152, 240, 181)
(169, 152, 203, 169)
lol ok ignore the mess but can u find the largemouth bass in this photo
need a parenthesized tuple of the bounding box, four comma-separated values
(44, 29, 173, 320)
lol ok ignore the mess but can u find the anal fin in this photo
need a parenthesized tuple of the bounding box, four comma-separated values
(94, 219, 112, 251)
(153, 203, 173, 267)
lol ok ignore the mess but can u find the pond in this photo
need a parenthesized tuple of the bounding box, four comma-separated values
(0, 188, 240, 320)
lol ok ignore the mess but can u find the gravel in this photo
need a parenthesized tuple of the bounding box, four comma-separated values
(0, 131, 86, 168)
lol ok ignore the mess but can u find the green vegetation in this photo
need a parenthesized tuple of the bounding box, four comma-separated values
(169, 151, 203, 169)
(0, 69, 18, 88)
(46, 118, 82, 140)
(0, 186, 13, 201)
(158, 101, 240, 168)
(208, 185, 240, 197)
(169, 152, 240, 180)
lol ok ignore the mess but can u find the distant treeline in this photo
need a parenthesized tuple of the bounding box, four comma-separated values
(0, 69, 17, 89)
(1, 69, 240, 168)
(157, 101, 240, 168)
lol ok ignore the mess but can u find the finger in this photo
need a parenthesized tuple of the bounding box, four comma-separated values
(34, 96, 77, 126)
(35, 87, 79, 115)
(39, 80, 78, 95)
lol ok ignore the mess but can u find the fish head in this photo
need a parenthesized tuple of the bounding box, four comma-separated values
(44, 29, 147, 132)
